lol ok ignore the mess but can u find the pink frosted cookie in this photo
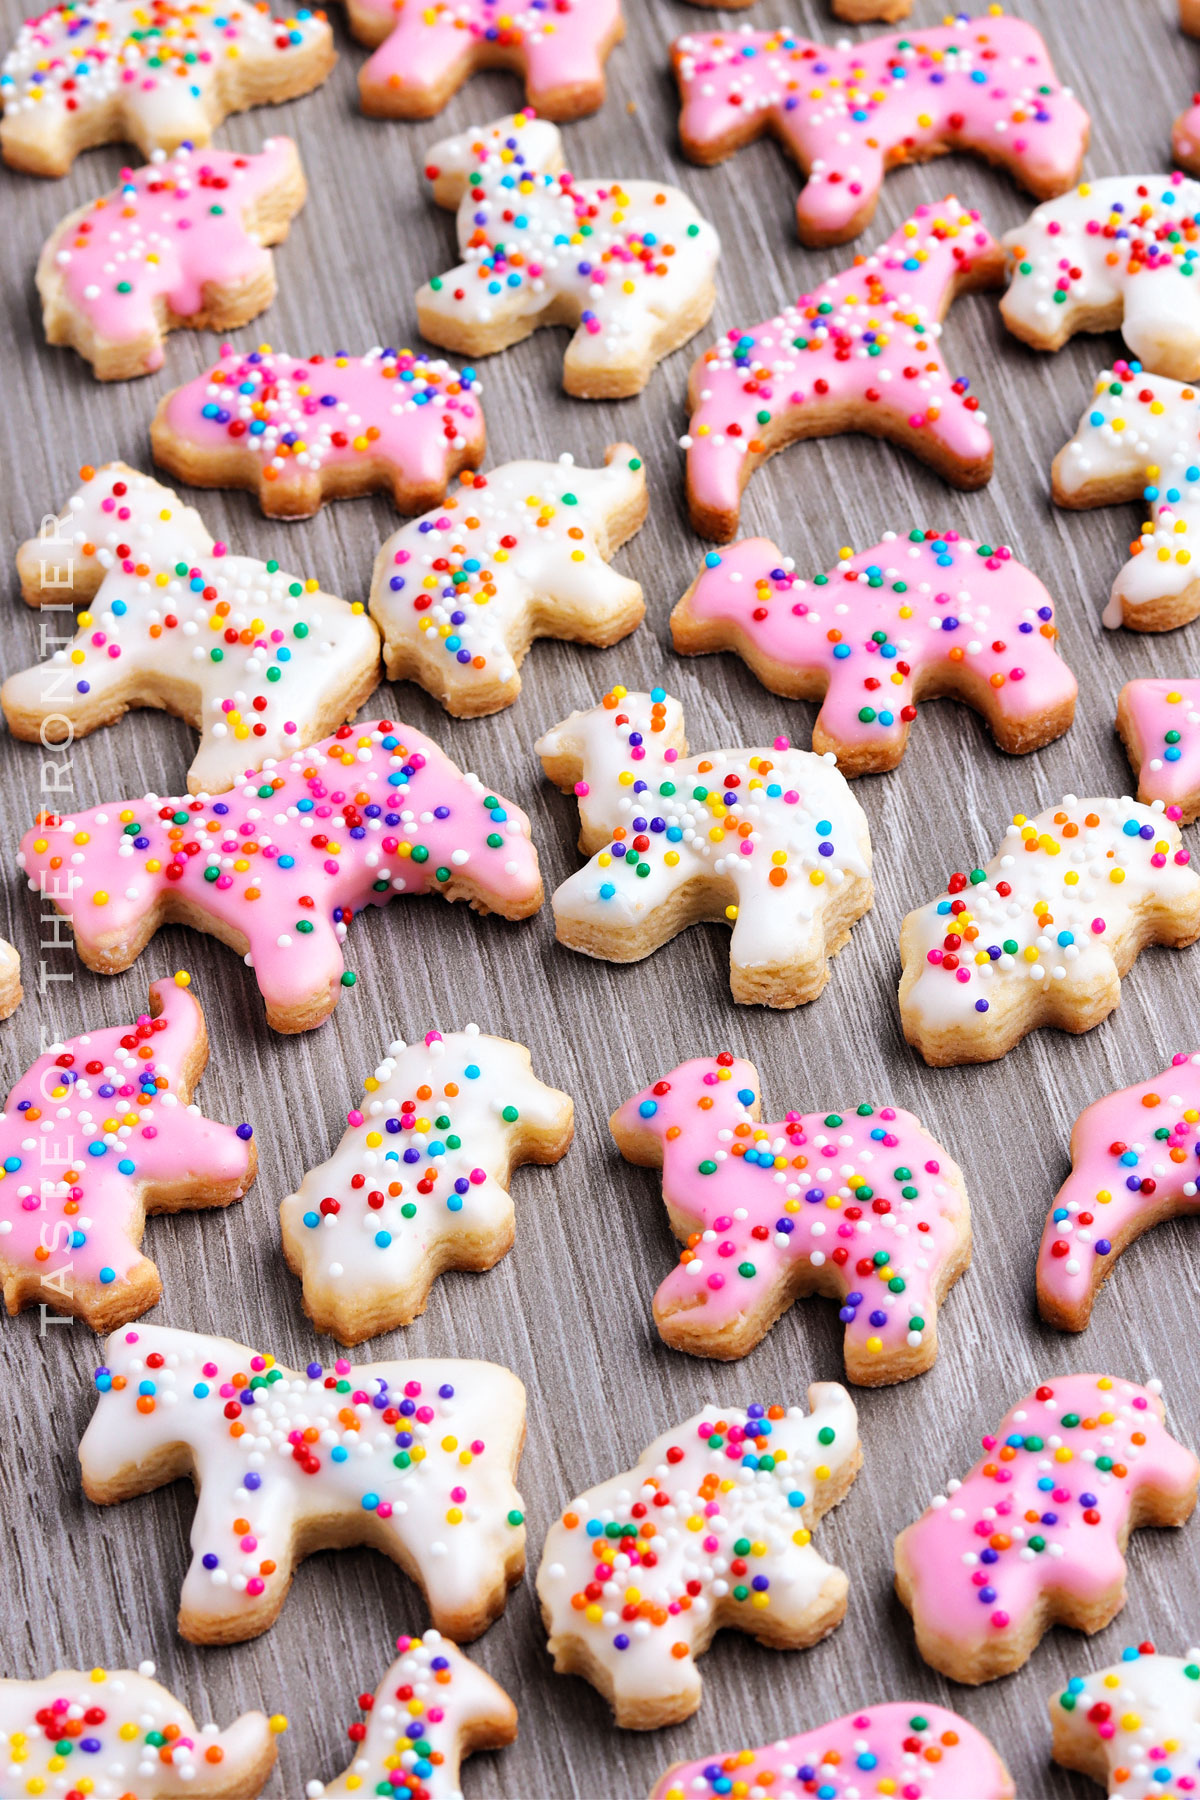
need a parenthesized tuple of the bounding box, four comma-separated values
(1053, 363, 1200, 632)
(610, 1053, 970, 1382)
(281, 1025, 573, 1344)
(536, 684, 873, 1010)
(671, 14, 1088, 246)
(681, 199, 1003, 542)
(1037, 1054, 1200, 1332)
(684, 0, 913, 14)
(894, 1373, 1200, 1685)
(537, 1382, 860, 1728)
(0, 0, 334, 178)
(0, 973, 254, 1333)
(1118, 679, 1200, 822)
(336, 0, 622, 122)
(5, 463, 381, 794)
(1176, 1, 1200, 175)
(305, 1630, 516, 1797)
(37, 139, 306, 380)
(1003, 176, 1200, 382)
(17, 720, 543, 1035)
(80, 1323, 528, 1644)
(0, 1662, 285, 1797)
(369, 446, 647, 716)
(898, 796, 1200, 1068)
(417, 110, 721, 399)
(651, 1702, 1014, 1800)
(152, 345, 487, 520)
(673, 530, 1077, 774)
(1050, 1643, 1200, 1797)
(0, 938, 20, 1020)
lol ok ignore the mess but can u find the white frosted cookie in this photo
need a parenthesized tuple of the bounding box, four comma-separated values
(0, 936, 19, 1019)
(1049, 1644, 1200, 1796)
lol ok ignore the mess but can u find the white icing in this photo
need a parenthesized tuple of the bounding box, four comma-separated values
(1051, 1650, 1200, 1797)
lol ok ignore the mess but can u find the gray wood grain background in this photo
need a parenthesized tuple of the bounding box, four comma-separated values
(1, 1, 1198, 1794)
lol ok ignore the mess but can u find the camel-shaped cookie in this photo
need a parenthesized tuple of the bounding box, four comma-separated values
(682, 199, 1004, 542)
(673, 531, 1077, 773)
(611, 1053, 970, 1382)
(671, 14, 1088, 244)
(6, 463, 381, 792)
(1050, 1643, 1200, 1796)
(536, 684, 873, 1009)
(537, 1383, 860, 1727)
(80, 1324, 528, 1644)
(1118, 678, 1200, 822)
(895, 1374, 1199, 1684)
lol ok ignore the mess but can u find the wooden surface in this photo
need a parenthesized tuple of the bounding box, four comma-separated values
(1, 1, 1198, 1794)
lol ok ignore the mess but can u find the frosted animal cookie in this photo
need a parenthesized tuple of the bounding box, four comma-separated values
(0, 0, 334, 178)
(682, 200, 1003, 542)
(5, 463, 381, 793)
(612, 1052, 970, 1380)
(1176, 0, 1200, 175)
(80, 1323, 528, 1644)
(1002, 175, 1200, 383)
(1037, 1054, 1200, 1333)
(18, 720, 543, 1035)
(0, 1661, 285, 1797)
(417, 110, 721, 400)
(671, 14, 1088, 246)
(898, 796, 1200, 1068)
(369, 446, 647, 716)
(0, 937, 20, 1019)
(682, 0, 913, 14)
(151, 346, 487, 520)
(0, 973, 254, 1332)
(537, 1383, 860, 1729)
(38, 138, 306, 380)
(281, 1025, 573, 1344)
(1052, 364, 1200, 632)
(537, 684, 873, 1009)
(336, 0, 622, 121)
(1050, 1642, 1200, 1797)
(673, 530, 1077, 774)
(894, 1373, 1200, 1685)
(304, 1629, 517, 1797)
(1118, 680, 1200, 824)
(650, 1702, 1014, 1800)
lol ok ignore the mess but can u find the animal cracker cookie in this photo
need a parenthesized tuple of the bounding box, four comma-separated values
(611, 1054, 970, 1383)
(417, 110, 721, 400)
(671, 14, 1088, 245)
(6, 464, 381, 794)
(304, 1630, 517, 1797)
(1050, 1644, 1200, 1797)
(0, 938, 20, 1020)
(38, 139, 306, 380)
(650, 1703, 1014, 1800)
(18, 720, 543, 1034)
(0, 973, 254, 1332)
(673, 531, 1077, 775)
(1176, 1, 1200, 175)
(281, 1024, 573, 1344)
(0, 1661, 285, 1796)
(369, 446, 647, 716)
(894, 1374, 1200, 1685)
(152, 345, 487, 520)
(336, 0, 622, 121)
(898, 796, 1200, 1068)
(1037, 1054, 1200, 1333)
(0, 0, 334, 178)
(80, 1324, 528, 1644)
(1053, 364, 1200, 632)
(1002, 176, 1200, 382)
(536, 684, 873, 1010)
(537, 1382, 861, 1728)
(681, 200, 1003, 542)
(1118, 680, 1200, 823)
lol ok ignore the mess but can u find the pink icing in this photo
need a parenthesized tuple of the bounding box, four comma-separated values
(18, 721, 541, 1027)
(1038, 1055, 1200, 1325)
(650, 1701, 1012, 1800)
(672, 15, 1089, 241)
(613, 1055, 965, 1368)
(1123, 679, 1200, 813)
(685, 532, 1076, 760)
(684, 200, 998, 530)
(0, 977, 251, 1295)
(346, 0, 620, 104)
(1175, 95, 1200, 172)
(897, 1375, 1199, 1658)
